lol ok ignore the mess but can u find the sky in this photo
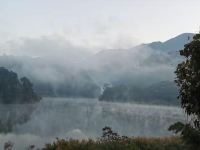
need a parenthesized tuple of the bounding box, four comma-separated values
(0, 0, 200, 50)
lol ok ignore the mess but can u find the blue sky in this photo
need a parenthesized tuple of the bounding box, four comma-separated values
(0, 0, 200, 50)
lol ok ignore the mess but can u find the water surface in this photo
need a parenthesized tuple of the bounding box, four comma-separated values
(0, 97, 185, 149)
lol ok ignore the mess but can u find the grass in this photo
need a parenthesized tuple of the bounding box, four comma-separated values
(41, 127, 185, 150)
(41, 136, 185, 150)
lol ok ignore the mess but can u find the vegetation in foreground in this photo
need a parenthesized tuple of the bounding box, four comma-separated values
(41, 127, 184, 150)
(41, 137, 184, 150)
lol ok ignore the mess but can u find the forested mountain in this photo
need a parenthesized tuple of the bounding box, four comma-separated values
(0, 67, 40, 104)
(0, 33, 194, 104)
(0, 56, 101, 98)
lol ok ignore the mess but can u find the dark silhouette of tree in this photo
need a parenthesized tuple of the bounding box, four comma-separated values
(20, 77, 40, 103)
(169, 33, 200, 149)
(175, 33, 200, 128)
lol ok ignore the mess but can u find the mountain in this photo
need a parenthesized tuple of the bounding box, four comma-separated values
(87, 33, 194, 83)
(93, 33, 194, 61)
(0, 33, 194, 102)
(94, 33, 194, 104)
(146, 33, 194, 52)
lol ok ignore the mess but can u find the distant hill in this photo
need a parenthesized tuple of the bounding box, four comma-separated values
(96, 33, 194, 104)
(146, 33, 194, 52)
(0, 33, 194, 103)
(0, 67, 41, 104)
(87, 33, 195, 84)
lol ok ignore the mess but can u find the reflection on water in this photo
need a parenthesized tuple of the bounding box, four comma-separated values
(0, 97, 185, 149)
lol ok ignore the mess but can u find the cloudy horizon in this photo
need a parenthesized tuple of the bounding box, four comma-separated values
(0, 0, 199, 54)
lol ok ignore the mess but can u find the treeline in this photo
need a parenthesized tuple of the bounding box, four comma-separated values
(99, 81, 179, 105)
(0, 67, 40, 104)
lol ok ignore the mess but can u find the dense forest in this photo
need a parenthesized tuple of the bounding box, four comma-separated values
(0, 67, 40, 104)
(99, 81, 179, 105)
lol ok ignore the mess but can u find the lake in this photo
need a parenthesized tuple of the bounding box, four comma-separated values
(0, 97, 185, 149)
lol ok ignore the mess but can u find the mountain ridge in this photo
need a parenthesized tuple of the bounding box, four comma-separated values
(141, 33, 194, 52)
(0, 33, 196, 100)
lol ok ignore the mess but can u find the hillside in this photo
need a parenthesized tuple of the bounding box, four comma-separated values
(147, 33, 194, 52)
(0, 33, 193, 104)
(0, 67, 41, 104)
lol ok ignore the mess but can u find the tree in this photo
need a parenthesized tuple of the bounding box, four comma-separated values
(175, 33, 200, 128)
(169, 33, 200, 149)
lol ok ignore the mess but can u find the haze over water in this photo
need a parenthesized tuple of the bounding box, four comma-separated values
(0, 97, 185, 149)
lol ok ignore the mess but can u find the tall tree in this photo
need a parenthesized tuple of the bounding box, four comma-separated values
(175, 33, 200, 128)
(169, 33, 200, 149)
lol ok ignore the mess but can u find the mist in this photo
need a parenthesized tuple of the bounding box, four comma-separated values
(0, 0, 199, 149)
(0, 35, 177, 91)
(0, 98, 185, 149)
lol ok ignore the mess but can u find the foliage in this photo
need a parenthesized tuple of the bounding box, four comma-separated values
(169, 122, 200, 150)
(169, 33, 200, 149)
(42, 127, 185, 150)
(175, 33, 200, 127)
(168, 122, 185, 134)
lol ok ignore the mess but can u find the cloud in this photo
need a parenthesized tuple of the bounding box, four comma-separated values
(2, 35, 91, 58)
(0, 34, 177, 91)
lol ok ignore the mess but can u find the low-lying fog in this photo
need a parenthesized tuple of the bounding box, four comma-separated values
(0, 97, 185, 149)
